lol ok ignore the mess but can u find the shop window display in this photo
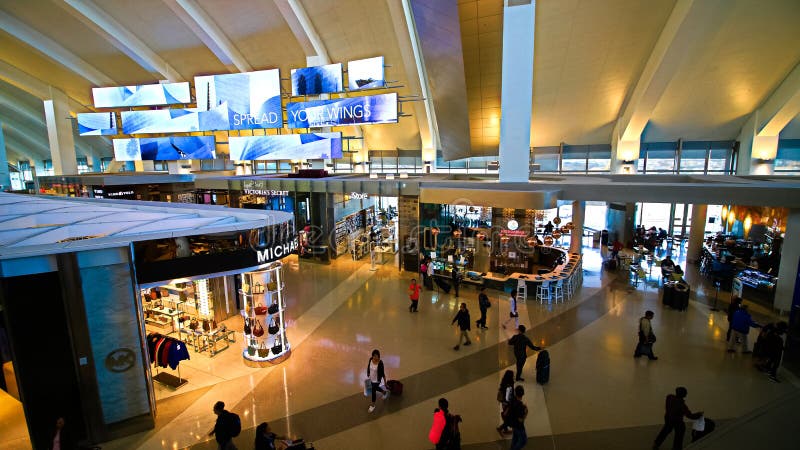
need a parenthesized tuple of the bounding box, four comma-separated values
(240, 262, 290, 366)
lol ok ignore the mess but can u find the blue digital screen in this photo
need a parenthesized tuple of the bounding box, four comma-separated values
(347, 56, 385, 90)
(77, 112, 117, 136)
(92, 82, 191, 108)
(229, 133, 342, 160)
(291, 63, 343, 96)
(121, 109, 201, 134)
(113, 136, 216, 161)
(286, 93, 397, 128)
(194, 69, 282, 130)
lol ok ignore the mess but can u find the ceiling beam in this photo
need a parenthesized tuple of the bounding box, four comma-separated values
(60, 0, 183, 82)
(613, 0, 727, 142)
(1, 124, 50, 158)
(0, 61, 93, 111)
(273, 0, 329, 62)
(757, 60, 800, 137)
(162, 0, 251, 72)
(386, 0, 437, 157)
(0, 9, 114, 86)
(0, 91, 45, 125)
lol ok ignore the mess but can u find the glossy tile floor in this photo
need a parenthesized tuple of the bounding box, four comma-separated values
(2, 245, 798, 450)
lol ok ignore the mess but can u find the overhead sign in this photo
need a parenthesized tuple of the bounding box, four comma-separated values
(113, 136, 216, 161)
(255, 238, 299, 264)
(229, 133, 343, 160)
(347, 56, 385, 90)
(121, 108, 202, 134)
(286, 93, 398, 128)
(77, 112, 117, 136)
(243, 189, 290, 196)
(93, 82, 191, 108)
(350, 192, 368, 199)
(195, 69, 283, 129)
(291, 63, 343, 96)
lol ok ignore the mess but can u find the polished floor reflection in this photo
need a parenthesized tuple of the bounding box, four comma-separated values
(2, 245, 796, 450)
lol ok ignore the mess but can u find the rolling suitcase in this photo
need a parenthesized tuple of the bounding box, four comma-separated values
(535, 350, 550, 385)
(386, 379, 403, 396)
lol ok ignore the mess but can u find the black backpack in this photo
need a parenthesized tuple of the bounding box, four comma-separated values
(229, 411, 241, 437)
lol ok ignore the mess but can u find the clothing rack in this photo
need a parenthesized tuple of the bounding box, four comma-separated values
(147, 332, 189, 389)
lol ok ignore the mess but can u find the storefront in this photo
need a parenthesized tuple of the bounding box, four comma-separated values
(38, 174, 196, 203)
(0, 193, 295, 448)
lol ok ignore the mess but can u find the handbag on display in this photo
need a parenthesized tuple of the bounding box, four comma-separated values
(160, 288, 169, 298)
(254, 282, 265, 294)
(189, 318, 199, 330)
(255, 303, 267, 315)
(247, 339, 257, 356)
(211, 319, 217, 329)
(268, 317, 280, 335)
(244, 317, 252, 335)
(202, 319, 210, 332)
(242, 281, 251, 294)
(149, 289, 158, 300)
(267, 281, 278, 291)
(271, 336, 283, 355)
(268, 299, 279, 315)
(252, 319, 265, 337)
(179, 291, 188, 302)
(257, 340, 269, 358)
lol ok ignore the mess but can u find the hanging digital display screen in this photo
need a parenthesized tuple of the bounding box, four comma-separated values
(77, 112, 117, 136)
(347, 56, 385, 90)
(194, 69, 283, 129)
(286, 93, 397, 128)
(291, 63, 343, 96)
(229, 133, 342, 160)
(113, 136, 216, 161)
(92, 82, 191, 108)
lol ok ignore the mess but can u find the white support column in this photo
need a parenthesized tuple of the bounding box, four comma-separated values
(687, 204, 707, 263)
(498, 1, 534, 183)
(0, 122, 10, 190)
(570, 200, 585, 254)
(43, 88, 77, 175)
(775, 209, 800, 313)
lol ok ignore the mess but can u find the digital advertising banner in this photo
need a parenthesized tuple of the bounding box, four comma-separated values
(347, 56, 385, 90)
(121, 109, 202, 134)
(113, 136, 216, 161)
(92, 82, 191, 108)
(229, 133, 343, 160)
(286, 93, 397, 128)
(291, 63, 343, 96)
(77, 112, 117, 136)
(194, 69, 282, 130)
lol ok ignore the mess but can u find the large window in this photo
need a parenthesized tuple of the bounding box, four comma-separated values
(76, 156, 90, 173)
(42, 159, 54, 176)
(639, 142, 677, 173)
(776, 139, 800, 173)
(637, 141, 735, 174)
(531, 146, 560, 173)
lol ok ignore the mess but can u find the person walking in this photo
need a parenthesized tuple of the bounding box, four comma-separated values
(634, 310, 658, 360)
(421, 259, 429, 290)
(652, 387, 703, 450)
(50, 416, 75, 450)
(764, 322, 788, 383)
(508, 325, 542, 381)
(451, 267, 461, 298)
(726, 297, 743, 342)
(408, 279, 422, 312)
(727, 305, 760, 353)
(501, 291, 519, 330)
(503, 385, 528, 450)
(254, 422, 288, 450)
(428, 398, 462, 450)
(476, 287, 490, 329)
(496, 370, 515, 435)
(208, 401, 240, 450)
(452, 303, 472, 350)
(427, 260, 435, 290)
(366, 349, 389, 413)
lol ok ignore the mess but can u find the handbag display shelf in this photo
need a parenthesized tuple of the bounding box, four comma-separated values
(241, 262, 291, 367)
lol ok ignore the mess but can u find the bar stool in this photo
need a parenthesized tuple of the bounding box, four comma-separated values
(552, 279, 565, 303)
(565, 273, 575, 299)
(536, 281, 552, 304)
(516, 278, 528, 303)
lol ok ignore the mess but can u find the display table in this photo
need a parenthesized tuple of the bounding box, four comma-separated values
(145, 307, 181, 334)
(179, 328, 235, 356)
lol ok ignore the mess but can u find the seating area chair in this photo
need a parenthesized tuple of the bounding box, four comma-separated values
(536, 281, 551, 304)
(552, 279, 564, 303)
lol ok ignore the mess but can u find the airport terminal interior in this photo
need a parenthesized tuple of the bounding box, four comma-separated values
(0, 1, 800, 449)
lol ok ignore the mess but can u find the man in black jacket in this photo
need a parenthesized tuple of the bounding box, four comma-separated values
(653, 387, 702, 450)
(476, 287, 490, 329)
(509, 325, 542, 381)
(452, 302, 471, 350)
(209, 401, 239, 450)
